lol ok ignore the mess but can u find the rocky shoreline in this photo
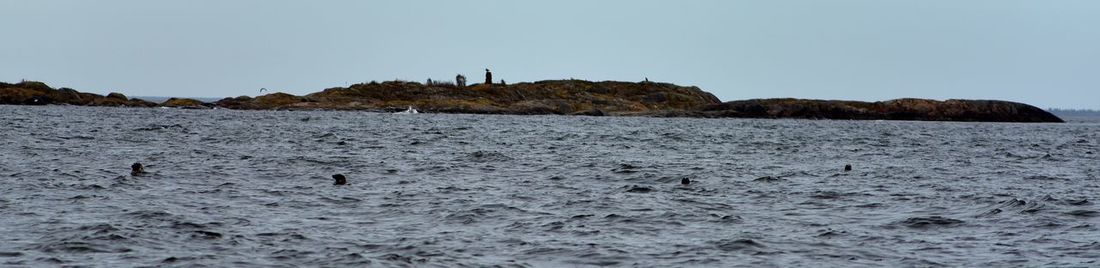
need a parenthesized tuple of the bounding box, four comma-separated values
(1, 80, 1063, 122)
(695, 98, 1064, 123)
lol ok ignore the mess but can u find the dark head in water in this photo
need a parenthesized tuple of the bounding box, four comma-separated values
(332, 174, 347, 185)
(844, 164, 852, 172)
(681, 177, 691, 185)
(131, 163, 145, 176)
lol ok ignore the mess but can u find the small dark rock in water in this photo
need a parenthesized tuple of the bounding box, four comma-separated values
(332, 174, 347, 185)
(844, 164, 852, 172)
(681, 177, 691, 185)
(130, 163, 145, 176)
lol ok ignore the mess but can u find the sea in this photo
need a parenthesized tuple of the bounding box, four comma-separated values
(1, 105, 1098, 267)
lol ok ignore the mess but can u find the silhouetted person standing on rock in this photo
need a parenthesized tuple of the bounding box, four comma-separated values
(456, 74, 466, 88)
(485, 69, 493, 85)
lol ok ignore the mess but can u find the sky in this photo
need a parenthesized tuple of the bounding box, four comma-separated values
(2, 0, 1098, 109)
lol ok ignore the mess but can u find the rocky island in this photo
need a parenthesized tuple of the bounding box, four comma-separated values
(696, 98, 1064, 122)
(1, 80, 1063, 123)
(1, 81, 158, 107)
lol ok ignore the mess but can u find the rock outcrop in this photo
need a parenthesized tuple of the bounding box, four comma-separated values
(0, 81, 156, 107)
(221, 80, 721, 115)
(161, 98, 210, 109)
(215, 93, 308, 110)
(697, 98, 1063, 123)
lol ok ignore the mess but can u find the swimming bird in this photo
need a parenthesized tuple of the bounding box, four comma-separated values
(131, 163, 146, 176)
(332, 174, 348, 185)
(681, 177, 691, 185)
(844, 164, 852, 172)
(395, 106, 419, 114)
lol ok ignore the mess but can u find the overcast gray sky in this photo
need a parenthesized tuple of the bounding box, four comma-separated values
(2, 0, 1097, 109)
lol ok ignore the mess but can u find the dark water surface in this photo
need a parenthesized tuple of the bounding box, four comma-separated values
(1, 105, 1098, 267)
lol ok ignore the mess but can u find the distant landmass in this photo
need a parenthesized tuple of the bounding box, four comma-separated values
(1048, 108, 1100, 118)
(1, 80, 1063, 123)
